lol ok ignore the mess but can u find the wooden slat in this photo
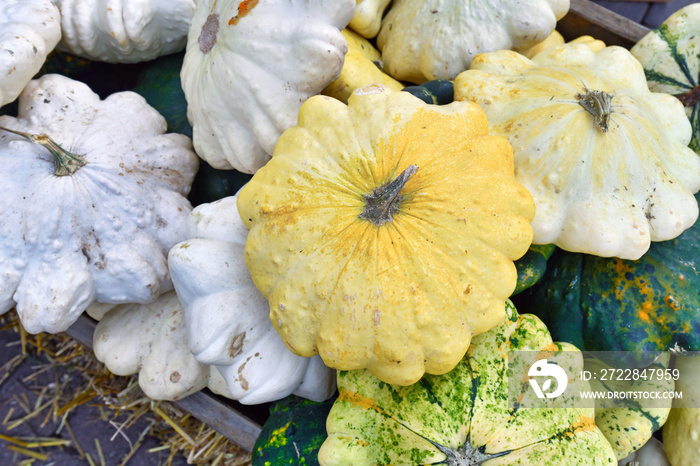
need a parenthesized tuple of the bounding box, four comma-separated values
(64, 314, 262, 452)
(558, 0, 652, 48)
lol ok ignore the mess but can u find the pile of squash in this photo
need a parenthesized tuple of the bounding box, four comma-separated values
(2, 0, 700, 465)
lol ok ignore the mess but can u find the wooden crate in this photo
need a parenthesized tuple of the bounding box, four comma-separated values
(64, 0, 656, 454)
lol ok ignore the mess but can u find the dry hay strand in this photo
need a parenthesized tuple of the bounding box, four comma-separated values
(0, 310, 251, 466)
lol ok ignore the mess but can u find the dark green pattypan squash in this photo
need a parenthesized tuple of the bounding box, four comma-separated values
(513, 244, 556, 296)
(131, 52, 191, 138)
(253, 394, 337, 466)
(402, 79, 454, 105)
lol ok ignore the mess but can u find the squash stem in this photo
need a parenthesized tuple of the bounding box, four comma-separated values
(676, 86, 700, 108)
(0, 125, 86, 176)
(360, 164, 418, 226)
(576, 89, 613, 132)
(432, 437, 510, 465)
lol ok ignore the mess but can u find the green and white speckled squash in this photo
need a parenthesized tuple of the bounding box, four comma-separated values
(631, 4, 700, 155)
(588, 354, 673, 460)
(318, 301, 617, 465)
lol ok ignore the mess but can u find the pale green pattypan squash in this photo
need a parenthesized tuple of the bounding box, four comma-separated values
(455, 44, 700, 259)
(180, 0, 355, 173)
(52, 0, 195, 63)
(663, 354, 700, 466)
(0, 74, 198, 334)
(0, 0, 61, 107)
(168, 194, 336, 404)
(631, 4, 700, 155)
(376, 0, 569, 83)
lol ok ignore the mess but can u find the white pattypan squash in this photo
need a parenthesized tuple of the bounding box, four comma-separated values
(52, 0, 195, 63)
(455, 44, 700, 259)
(0, 74, 198, 334)
(91, 292, 219, 401)
(180, 0, 355, 173)
(168, 194, 336, 405)
(349, 0, 391, 39)
(0, 0, 61, 107)
(376, 0, 570, 84)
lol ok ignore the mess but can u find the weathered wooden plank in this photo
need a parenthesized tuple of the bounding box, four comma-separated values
(64, 314, 263, 452)
(175, 392, 262, 452)
(559, 0, 651, 48)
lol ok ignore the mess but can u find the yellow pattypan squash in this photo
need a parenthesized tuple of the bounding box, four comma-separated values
(323, 29, 404, 104)
(515, 31, 606, 59)
(237, 85, 535, 386)
(348, 0, 391, 39)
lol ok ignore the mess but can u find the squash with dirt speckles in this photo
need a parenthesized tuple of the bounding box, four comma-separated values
(0, 0, 60, 107)
(0, 74, 198, 334)
(89, 291, 227, 401)
(237, 85, 535, 386)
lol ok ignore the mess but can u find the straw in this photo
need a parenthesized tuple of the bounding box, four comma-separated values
(1, 310, 252, 465)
